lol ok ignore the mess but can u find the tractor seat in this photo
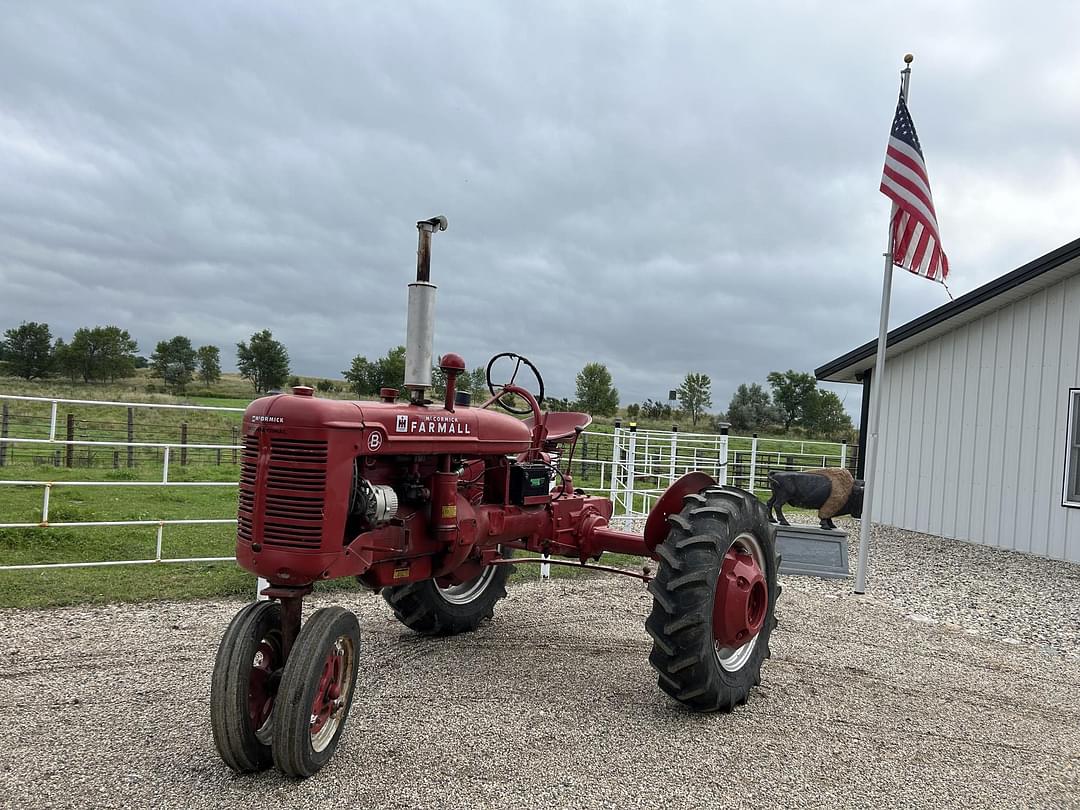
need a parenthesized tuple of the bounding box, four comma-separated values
(523, 411, 593, 442)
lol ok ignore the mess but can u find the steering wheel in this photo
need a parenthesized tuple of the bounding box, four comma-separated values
(485, 352, 545, 415)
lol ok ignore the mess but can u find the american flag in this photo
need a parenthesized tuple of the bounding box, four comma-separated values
(880, 89, 949, 282)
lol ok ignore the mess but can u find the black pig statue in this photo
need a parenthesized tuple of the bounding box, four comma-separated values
(766, 468, 864, 530)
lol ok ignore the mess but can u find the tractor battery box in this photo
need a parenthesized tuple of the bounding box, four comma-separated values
(509, 463, 551, 506)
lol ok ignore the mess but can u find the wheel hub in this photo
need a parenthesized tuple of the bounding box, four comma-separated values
(712, 547, 768, 648)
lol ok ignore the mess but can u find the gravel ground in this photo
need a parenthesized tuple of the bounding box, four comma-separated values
(786, 516, 1080, 661)
(1, 527, 1079, 810)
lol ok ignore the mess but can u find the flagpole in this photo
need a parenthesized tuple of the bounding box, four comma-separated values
(854, 54, 913, 595)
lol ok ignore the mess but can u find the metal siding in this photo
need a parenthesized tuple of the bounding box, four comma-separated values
(916, 341, 941, 533)
(1032, 282, 1065, 557)
(971, 311, 998, 545)
(876, 347, 902, 524)
(896, 349, 918, 526)
(998, 298, 1029, 549)
(1063, 275, 1080, 562)
(875, 355, 897, 523)
(958, 319, 984, 541)
(1014, 290, 1047, 555)
(873, 275, 1080, 563)
(940, 327, 967, 539)
(903, 344, 928, 529)
(988, 307, 1016, 548)
(1049, 275, 1080, 558)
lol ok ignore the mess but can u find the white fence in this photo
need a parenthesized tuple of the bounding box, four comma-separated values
(0, 394, 244, 571)
(0, 395, 855, 570)
(568, 424, 852, 529)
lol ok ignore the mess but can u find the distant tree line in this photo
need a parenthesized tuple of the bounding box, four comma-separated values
(1, 322, 854, 439)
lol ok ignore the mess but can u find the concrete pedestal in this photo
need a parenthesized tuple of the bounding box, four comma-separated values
(773, 523, 849, 579)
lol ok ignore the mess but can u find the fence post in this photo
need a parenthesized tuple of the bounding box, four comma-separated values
(231, 426, 239, 464)
(580, 434, 588, 478)
(65, 413, 75, 468)
(840, 441, 847, 471)
(665, 427, 673, 486)
(609, 420, 622, 514)
(749, 433, 758, 494)
(180, 422, 188, 466)
(113, 450, 119, 469)
(719, 427, 729, 486)
(216, 447, 222, 465)
(624, 422, 638, 528)
(127, 407, 134, 468)
(0, 402, 8, 467)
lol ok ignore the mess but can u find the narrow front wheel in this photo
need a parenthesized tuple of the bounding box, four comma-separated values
(210, 600, 283, 772)
(272, 607, 361, 778)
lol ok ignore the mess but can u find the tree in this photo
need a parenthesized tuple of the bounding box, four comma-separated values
(196, 345, 221, 388)
(726, 383, 779, 432)
(0, 322, 53, 379)
(315, 379, 335, 393)
(640, 399, 672, 420)
(237, 330, 290, 394)
(343, 355, 376, 396)
(150, 335, 197, 394)
(464, 367, 488, 397)
(803, 389, 855, 440)
(574, 362, 619, 416)
(766, 370, 818, 431)
(66, 326, 138, 383)
(677, 372, 712, 426)
(375, 346, 407, 392)
(52, 339, 80, 383)
(343, 346, 409, 398)
(625, 403, 641, 418)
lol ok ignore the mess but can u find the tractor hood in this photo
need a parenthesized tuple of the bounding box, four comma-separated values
(242, 391, 533, 456)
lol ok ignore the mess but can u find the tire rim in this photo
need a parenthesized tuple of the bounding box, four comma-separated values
(714, 532, 768, 673)
(436, 564, 498, 605)
(309, 635, 356, 753)
(248, 630, 281, 743)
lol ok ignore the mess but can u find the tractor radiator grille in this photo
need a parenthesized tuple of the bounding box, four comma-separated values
(237, 436, 328, 550)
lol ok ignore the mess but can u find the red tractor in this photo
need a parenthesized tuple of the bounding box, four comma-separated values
(211, 216, 779, 778)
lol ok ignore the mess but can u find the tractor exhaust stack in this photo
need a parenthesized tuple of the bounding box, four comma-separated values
(405, 215, 447, 400)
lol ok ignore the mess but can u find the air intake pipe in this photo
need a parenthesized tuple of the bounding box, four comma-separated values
(404, 215, 448, 401)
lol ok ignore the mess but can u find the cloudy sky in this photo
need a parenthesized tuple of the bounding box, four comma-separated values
(2, 2, 1079, 415)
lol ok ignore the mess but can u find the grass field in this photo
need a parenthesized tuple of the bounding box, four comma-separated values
(0, 377, 830, 608)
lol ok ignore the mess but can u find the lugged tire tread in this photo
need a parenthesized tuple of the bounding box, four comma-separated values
(644, 486, 779, 714)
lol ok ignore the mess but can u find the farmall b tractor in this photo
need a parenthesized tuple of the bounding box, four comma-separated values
(210, 216, 779, 777)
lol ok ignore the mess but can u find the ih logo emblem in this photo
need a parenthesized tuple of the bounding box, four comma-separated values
(395, 415, 408, 433)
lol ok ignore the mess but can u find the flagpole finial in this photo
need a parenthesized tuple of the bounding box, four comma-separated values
(903, 53, 914, 64)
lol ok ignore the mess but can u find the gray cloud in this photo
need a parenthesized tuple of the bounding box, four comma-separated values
(2, 1, 1079, 417)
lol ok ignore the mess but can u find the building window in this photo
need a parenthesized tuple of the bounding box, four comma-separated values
(1066, 389, 1080, 507)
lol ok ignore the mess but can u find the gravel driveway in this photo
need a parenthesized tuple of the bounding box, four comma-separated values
(1, 527, 1078, 810)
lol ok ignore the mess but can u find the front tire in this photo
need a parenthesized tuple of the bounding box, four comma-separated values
(645, 486, 779, 712)
(272, 607, 361, 778)
(210, 600, 283, 773)
(382, 550, 513, 636)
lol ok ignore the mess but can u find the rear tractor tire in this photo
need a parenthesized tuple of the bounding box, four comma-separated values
(383, 549, 513, 636)
(210, 600, 283, 773)
(645, 486, 779, 712)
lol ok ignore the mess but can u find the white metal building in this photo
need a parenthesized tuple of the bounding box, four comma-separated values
(817, 238, 1080, 563)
